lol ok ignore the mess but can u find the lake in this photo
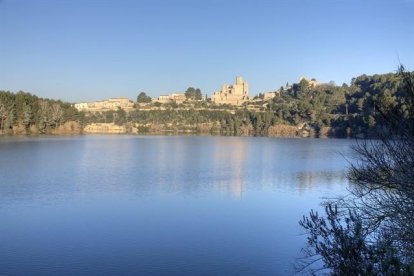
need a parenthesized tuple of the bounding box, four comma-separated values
(0, 136, 354, 275)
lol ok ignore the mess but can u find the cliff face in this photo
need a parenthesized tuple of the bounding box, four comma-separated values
(267, 124, 299, 138)
(80, 122, 331, 138)
(83, 123, 127, 134)
(52, 122, 82, 135)
(1, 121, 82, 135)
(1, 121, 336, 138)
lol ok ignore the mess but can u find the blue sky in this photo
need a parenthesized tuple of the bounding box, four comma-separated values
(1, 0, 413, 102)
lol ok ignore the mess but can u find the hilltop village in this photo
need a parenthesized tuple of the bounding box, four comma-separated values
(74, 76, 333, 137)
(75, 76, 256, 112)
(0, 72, 409, 138)
(74, 76, 303, 113)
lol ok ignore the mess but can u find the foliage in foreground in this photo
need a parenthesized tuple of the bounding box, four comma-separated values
(298, 67, 414, 275)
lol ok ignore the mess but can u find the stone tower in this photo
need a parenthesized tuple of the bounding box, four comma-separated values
(212, 76, 249, 105)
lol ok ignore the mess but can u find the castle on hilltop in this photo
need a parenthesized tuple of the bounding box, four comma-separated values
(212, 76, 249, 106)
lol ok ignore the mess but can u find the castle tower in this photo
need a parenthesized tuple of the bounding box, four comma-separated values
(236, 76, 243, 85)
(212, 76, 249, 105)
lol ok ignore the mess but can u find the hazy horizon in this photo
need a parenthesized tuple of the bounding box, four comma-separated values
(1, 0, 413, 102)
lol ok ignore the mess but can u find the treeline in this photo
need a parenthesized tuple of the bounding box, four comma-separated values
(84, 109, 279, 136)
(0, 91, 83, 134)
(83, 71, 413, 137)
(268, 71, 412, 137)
(331, 72, 410, 137)
(1, 70, 412, 137)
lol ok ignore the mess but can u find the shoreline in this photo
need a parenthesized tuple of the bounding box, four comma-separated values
(0, 121, 362, 139)
(0, 131, 351, 139)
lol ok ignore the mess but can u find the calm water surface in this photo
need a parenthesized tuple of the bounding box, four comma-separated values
(0, 136, 354, 275)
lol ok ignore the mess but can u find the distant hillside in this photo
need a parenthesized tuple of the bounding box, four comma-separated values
(0, 91, 84, 135)
(1, 70, 412, 137)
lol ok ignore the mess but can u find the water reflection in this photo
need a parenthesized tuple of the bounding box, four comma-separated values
(0, 136, 354, 275)
(0, 136, 352, 203)
(211, 137, 248, 198)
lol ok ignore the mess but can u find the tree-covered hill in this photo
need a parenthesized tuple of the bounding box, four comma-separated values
(0, 91, 84, 135)
(1, 70, 412, 137)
